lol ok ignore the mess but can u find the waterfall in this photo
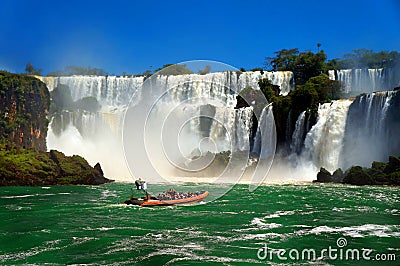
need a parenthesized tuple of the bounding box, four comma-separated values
(341, 90, 400, 169)
(302, 100, 353, 172)
(328, 68, 400, 93)
(252, 105, 276, 159)
(37, 71, 291, 180)
(290, 111, 306, 154)
(37, 76, 144, 107)
(238, 71, 294, 96)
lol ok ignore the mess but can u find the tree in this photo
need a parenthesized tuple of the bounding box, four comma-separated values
(317, 43, 321, 52)
(143, 70, 152, 76)
(265, 49, 327, 85)
(25, 62, 42, 75)
(329, 49, 400, 69)
(265, 48, 299, 71)
(300, 73, 342, 102)
(198, 65, 211, 75)
(258, 78, 280, 102)
(290, 84, 319, 114)
(292, 50, 327, 85)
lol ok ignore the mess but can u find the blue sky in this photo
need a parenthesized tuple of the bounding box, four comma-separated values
(0, 0, 399, 75)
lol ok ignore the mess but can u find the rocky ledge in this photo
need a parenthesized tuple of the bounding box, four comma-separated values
(315, 156, 400, 186)
(0, 146, 113, 186)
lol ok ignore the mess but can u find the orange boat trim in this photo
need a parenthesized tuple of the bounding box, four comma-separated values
(140, 191, 209, 206)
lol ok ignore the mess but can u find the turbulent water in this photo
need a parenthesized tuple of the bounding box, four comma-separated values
(302, 100, 353, 172)
(341, 91, 400, 170)
(1, 183, 399, 265)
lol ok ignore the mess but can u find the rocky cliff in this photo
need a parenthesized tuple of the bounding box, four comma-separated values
(0, 71, 112, 186)
(0, 71, 49, 151)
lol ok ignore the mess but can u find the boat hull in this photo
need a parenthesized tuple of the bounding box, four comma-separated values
(124, 191, 209, 207)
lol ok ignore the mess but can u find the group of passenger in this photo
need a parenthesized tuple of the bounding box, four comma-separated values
(157, 188, 200, 200)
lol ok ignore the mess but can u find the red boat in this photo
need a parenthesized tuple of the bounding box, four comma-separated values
(124, 190, 209, 207)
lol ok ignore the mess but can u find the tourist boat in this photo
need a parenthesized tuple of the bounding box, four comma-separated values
(124, 191, 209, 207)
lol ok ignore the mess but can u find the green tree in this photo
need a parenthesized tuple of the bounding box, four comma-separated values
(290, 84, 319, 113)
(265, 48, 299, 71)
(25, 62, 42, 75)
(292, 51, 327, 85)
(329, 49, 400, 69)
(265, 49, 327, 85)
(258, 78, 280, 101)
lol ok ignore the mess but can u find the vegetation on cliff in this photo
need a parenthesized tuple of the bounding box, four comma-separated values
(0, 145, 112, 186)
(327, 49, 400, 69)
(315, 156, 400, 186)
(0, 72, 111, 186)
(265, 48, 328, 85)
(237, 71, 342, 144)
(0, 71, 50, 151)
(49, 84, 101, 114)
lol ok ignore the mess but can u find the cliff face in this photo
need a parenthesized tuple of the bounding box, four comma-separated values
(0, 71, 50, 151)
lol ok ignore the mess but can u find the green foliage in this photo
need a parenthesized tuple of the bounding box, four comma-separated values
(25, 62, 42, 75)
(0, 146, 111, 186)
(258, 78, 280, 102)
(292, 51, 327, 85)
(343, 166, 375, 185)
(299, 74, 343, 102)
(327, 49, 400, 69)
(257, 74, 340, 143)
(265, 48, 328, 85)
(315, 155, 400, 186)
(265, 48, 299, 71)
(0, 71, 50, 150)
(50, 84, 101, 114)
(50, 84, 74, 112)
(250, 68, 264, 74)
(290, 84, 319, 113)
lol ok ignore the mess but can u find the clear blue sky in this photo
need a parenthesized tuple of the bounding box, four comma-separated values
(1, 0, 399, 75)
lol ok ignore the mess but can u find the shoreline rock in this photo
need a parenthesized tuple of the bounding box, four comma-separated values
(0, 146, 113, 186)
(314, 156, 400, 186)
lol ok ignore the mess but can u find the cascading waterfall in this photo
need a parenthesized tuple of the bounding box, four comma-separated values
(328, 68, 400, 93)
(252, 105, 276, 159)
(238, 71, 294, 96)
(340, 90, 400, 170)
(301, 100, 353, 172)
(38, 69, 399, 181)
(290, 111, 306, 154)
(38, 71, 290, 180)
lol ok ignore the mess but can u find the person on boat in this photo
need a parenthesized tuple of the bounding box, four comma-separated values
(134, 178, 145, 190)
(135, 178, 144, 190)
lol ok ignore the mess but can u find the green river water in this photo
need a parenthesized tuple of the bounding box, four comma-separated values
(0, 183, 399, 265)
